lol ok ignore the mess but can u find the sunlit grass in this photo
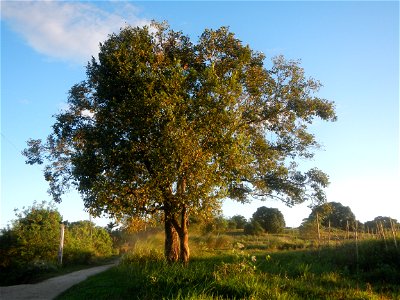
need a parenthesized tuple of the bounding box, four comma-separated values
(56, 235, 400, 300)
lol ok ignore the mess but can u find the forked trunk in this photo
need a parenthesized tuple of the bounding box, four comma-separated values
(164, 178, 190, 264)
(164, 205, 190, 264)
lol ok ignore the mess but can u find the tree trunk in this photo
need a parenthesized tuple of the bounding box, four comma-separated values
(164, 211, 179, 263)
(178, 206, 190, 265)
(163, 178, 190, 265)
(179, 229, 190, 265)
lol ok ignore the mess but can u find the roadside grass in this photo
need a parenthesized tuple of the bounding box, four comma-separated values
(56, 236, 400, 300)
(0, 255, 119, 286)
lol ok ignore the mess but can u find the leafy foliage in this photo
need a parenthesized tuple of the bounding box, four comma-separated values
(252, 206, 286, 233)
(0, 201, 62, 268)
(304, 202, 356, 230)
(244, 220, 265, 236)
(0, 201, 62, 285)
(229, 215, 248, 229)
(202, 216, 229, 234)
(364, 216, 398, 230)
(24, 22, 336, 262)
(63, 221, 113, 265)
(0, 201, 114, 285)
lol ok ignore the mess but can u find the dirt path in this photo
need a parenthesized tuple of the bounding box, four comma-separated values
(0, 262, 118, 300)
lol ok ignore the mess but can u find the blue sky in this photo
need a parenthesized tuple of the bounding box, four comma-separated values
(1, 1, 399, 228)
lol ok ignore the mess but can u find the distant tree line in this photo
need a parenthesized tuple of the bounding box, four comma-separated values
(300, 202, 398, 233)
(196, 201, 398, 237)
(194, 206, 286, 236)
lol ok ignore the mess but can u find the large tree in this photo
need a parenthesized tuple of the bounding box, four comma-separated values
(24, 22, 336, 264)
(252, 206, 286, 233)
(305, 202, 356, 230)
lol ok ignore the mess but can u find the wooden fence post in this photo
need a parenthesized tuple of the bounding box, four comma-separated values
(355, 221, 359, 275)
(328, 219, 331, 246)
(390, 219, 398, 249)
(58, 223, 65, 265)
(316, 212, 321, 248)
(378, 222, 388, 251)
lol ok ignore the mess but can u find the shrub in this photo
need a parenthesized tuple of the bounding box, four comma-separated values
(215, 235, 234, 249)
(0, 202, 115, 285)
(0, 201, 63, 285)
(244, 221, 264, 235)
(0, 201, 62, 268)
(63, 221, 113, 265)
(202, 216, 229, 234)
(229, 215, 248, 229)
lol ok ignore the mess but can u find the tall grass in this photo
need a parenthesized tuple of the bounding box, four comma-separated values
(57, 233, 400, 300)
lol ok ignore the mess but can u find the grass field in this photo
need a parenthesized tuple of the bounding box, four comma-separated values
(56, 229, 400, 300)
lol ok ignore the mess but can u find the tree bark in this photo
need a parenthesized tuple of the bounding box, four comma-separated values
(164, 210, 179, 263)
(178, 206, 190, 265)
(163, 178, 190, 265)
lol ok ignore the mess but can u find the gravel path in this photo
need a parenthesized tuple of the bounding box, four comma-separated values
(0, 262, 118, 300)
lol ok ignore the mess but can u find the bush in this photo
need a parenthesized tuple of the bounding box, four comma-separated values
(0, 201, 114, 285)
(229, 215, 248, 229)
(202, 216, 229, 234)
(63, 221, 113, 265)
(0, 201, 63, 285)
(244, 221, 264, 235)
(215, 235, 234, 249)
(0, 201, 62, 269)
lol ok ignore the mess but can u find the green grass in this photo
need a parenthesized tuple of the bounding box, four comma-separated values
(56, 237, 400, 300)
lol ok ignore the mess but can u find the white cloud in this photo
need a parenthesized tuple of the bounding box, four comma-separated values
(1, 1, 149, 64)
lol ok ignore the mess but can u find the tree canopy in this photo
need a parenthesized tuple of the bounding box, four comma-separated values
(24, 22, 336, 263)
(304, 202, 356, 230)
(252, 206, 286, 233)
(364, 216, 398, 230)
(229, 215, 248, 229)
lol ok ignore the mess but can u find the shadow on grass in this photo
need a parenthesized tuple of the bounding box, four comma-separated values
(56, 240, 399, 300)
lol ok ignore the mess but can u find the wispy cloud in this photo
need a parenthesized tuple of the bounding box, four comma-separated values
(1, 1, 149, 64)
